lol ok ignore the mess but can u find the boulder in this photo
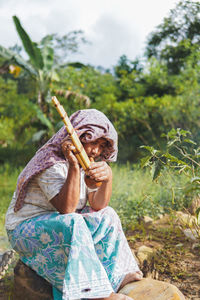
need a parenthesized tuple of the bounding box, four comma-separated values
(137, 245, 154, 264)
(13, 261, 186, 300)
(119, 278, 186, 300)
(13, 260, 53, 300)
(142, 216, 153, 226)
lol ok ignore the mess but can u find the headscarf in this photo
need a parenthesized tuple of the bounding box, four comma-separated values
(14, 109, 118, 212)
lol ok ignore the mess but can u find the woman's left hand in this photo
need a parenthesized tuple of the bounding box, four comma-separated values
(87, 161, 112, 182)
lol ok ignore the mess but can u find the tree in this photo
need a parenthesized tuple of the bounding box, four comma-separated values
(146, 0, 200, 74)
(0, 16, 88, 114)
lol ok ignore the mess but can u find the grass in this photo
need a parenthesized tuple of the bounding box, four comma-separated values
(110, 163, 193, 230)
(0, 163, 23, 235)
(0, 162, 193, 235)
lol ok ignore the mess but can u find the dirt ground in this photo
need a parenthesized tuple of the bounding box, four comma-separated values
(127, 217, 200, 300)
(0, 216, 200, 300)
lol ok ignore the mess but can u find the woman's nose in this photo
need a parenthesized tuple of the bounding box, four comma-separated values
(91, 146, 99, 155)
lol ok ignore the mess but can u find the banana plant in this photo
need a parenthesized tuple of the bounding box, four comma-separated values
(0, 16, 90, 142)
(0, 16, 59, 117)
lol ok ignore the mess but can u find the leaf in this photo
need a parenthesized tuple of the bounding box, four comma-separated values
(42, 45, 54, 71)
(196, 207, 200, 225)
(13, 16, 44, 69)
(167, 138, 179, 147)
(51, 70, 60, 82)
(179, 129, 191, 137)
(183, 139, 197, 145)
(33, 105, 53, 130)
(164, 153, 187, 165)
(32, 130, 46, 142)
(67, 62, 87, 68)
(140, 155, 152, 168)
(0, 45, 37, 76)
(140, 145, 160, 155)
(151, 159, 163, 181)
(191, 177, 200, 183)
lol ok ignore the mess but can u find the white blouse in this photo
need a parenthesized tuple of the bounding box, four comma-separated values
(5, 162, 97, 230)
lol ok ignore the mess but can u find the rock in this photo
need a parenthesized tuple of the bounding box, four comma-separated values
(13, 260, 53, 300)
(119, 278, 186, 300)
(142, 216, 153, 226)
(175, 243, 184, 248)
(0, 249, 16, 280)
(183, 228, 198, 241)
(175, 211, 197, 227)
(137, 245, 154, 264)
(0, 235, 12, 254)
(153, 214, 171, 226)
(136, 246, 158, 279)
(12, 260, 187, 300)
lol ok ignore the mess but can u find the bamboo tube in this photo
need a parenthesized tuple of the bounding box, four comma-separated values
(52, 96, 91, 171)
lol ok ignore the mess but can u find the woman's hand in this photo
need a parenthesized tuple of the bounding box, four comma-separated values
(61, 141, 79, 167)
(87, 161, 112, 182)
(87, 161, 112, 210)
(51, 140, 80, 214)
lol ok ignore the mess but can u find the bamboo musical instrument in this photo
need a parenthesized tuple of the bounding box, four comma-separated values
(52, 96, 102, 188)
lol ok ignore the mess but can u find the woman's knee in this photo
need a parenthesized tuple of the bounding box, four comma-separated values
(61, 212, 85, 226)
(101, 206, 121, 224)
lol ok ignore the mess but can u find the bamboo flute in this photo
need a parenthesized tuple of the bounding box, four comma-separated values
(52, 96, 91, 171)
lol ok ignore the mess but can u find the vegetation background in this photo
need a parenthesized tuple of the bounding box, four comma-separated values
(0, 0, 199, 233)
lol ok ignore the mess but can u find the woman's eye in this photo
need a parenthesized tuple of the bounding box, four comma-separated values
(101, 143, 106, 148)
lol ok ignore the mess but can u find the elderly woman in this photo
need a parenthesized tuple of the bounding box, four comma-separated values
(5, 109, 142, 300)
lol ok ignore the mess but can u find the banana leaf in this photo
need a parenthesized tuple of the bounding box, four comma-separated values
(13, 16, 44, 70)
(0, 45, 37, 76)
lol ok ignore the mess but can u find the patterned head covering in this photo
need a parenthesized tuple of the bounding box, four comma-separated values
(14, 109, 118, 212)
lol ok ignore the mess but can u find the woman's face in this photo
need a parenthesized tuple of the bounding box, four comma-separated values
(82, 138, 107, 160)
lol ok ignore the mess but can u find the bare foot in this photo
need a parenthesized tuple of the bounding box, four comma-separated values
(92, 272, 143, 300)
(119, 271, 143, 290)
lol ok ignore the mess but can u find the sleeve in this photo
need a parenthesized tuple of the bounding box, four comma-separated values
(36, 163, 68, 201)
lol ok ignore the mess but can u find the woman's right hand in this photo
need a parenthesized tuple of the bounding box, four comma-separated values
(51, 140, 81, 214)
(61, 141, 79, 167)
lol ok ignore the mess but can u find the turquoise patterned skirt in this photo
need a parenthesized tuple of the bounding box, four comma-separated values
(7, 206, 140, 299)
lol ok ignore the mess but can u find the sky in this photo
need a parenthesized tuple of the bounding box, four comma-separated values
(0, 0, 190, 69)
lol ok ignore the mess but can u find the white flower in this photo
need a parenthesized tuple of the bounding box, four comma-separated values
(54, 249, 68, 264)
(95, 244, 104, 260)
(54, 248, 64, 256)
(35, 254, 47, 264)
(40, 232, 52, 244)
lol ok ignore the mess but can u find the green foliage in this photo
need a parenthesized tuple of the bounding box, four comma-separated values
(0, 45, 37, 76)
(13, 16, 44, 70)
(0, 164, 23, 235)
(141, 128, 200, 205)
(0, 162, 189, 234)
(146, 0, 200, 74)
(0, 2, 199, 163)
(0, 77, 51, 164)
(110, 163, 189, 230)
(0, 16, 58, 117)
(0, 78, 34, 145)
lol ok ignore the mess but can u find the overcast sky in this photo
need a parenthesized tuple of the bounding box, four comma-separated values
(0, 0, 191, 68)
